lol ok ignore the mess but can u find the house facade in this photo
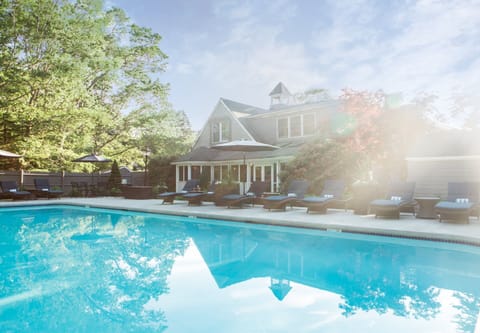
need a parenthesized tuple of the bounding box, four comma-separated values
(173, 83, 342, 193)
(406, 130, 480, 198)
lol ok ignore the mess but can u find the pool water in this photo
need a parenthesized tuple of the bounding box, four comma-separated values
(1, 205, 480, 332)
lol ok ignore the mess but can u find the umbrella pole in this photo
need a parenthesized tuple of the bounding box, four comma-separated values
(243, 152, 246, 195)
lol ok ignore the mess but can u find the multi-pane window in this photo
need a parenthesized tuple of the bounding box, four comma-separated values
(178, 166, 188, 181)
(290, 115, 301, 137)
(277, 118, 288, 139)
(212, 119, 231, 143)
(277, 113, 315, 138)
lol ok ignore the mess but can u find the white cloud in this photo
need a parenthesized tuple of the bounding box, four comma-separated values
(301, 0, 480, 128)
(177, 2, 328, 108)
(163, 0, 480, 129)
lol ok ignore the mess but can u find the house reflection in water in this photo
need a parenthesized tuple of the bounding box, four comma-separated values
(188, 222, 480, 330)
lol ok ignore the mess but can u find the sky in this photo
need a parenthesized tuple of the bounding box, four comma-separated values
(111, 0, 480, 130)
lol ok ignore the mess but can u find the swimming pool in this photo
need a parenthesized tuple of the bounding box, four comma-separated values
(1, 205, 480, 332)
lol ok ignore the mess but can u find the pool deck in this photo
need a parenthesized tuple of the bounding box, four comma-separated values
(2, 197, 480, 245)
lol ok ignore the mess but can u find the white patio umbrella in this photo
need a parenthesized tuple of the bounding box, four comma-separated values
(0, 149, 22, 158)
(212, 139, 279, 193)
(0, 149, 23, 184)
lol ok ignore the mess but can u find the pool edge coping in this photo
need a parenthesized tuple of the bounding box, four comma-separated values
(2, 199, 480, 247)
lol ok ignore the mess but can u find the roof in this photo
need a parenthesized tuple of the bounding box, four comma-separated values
(408, 130, 480, 158)
(221, 98, 267, 115)
(174, 142, 303, 163)
(269, 82, 291, 96)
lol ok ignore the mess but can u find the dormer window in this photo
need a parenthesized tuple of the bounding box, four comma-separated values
(212, 119, 230, 143)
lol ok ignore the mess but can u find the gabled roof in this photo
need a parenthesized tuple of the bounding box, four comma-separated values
(269, 82, 291, 96)
(221, 98, 267, 115)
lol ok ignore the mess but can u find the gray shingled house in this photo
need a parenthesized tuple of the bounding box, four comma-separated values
(173, 83, 342, 193)
(406, 130, 480, 198)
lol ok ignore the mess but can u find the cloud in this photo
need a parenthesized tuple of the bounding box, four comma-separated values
(176, 1, 325, 108)
(311, 0, 480, 100)
(164, 0, 480, 129)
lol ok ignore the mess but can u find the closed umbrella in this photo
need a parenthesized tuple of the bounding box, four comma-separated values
(212, 139, 279, 193)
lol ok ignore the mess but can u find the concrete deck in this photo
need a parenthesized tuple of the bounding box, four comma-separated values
(2, 197, 480, 245)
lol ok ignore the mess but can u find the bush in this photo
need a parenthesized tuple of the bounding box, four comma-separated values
(280, 138, 364, 194)
(107, 160, 122, 194)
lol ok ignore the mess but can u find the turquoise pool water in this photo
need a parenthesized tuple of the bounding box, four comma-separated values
(1, 205, 480, 332)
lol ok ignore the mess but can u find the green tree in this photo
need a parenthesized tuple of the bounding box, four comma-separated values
(281, 89, 433, 190)
(0, 0, 191, 171)
(107, 160, 121, 194)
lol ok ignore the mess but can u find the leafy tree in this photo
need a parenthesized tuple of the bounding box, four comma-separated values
(0, 0, 192, 171)
(281, 89, 434, 190)
(280, 138, 361, 193)
(107, 160, 121, 194)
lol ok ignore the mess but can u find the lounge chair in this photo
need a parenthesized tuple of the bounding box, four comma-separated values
(0, 181, 34, 200)
(183, 182, 217, 206)
(302, 180, 346, 214)
(159, 179, 199, 204)
(223, 181, 268, 208)
(369, 182, 416, 219)
(435, 182, 480, 223)
(263, 180, 309, 211)
(33, 178, 64, 198)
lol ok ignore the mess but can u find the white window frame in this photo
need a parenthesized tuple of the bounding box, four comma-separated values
(276, 113, 316, 139)
(212, 119, 230, 144)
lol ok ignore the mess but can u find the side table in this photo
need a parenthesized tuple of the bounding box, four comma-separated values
(415, 197, 441, 219)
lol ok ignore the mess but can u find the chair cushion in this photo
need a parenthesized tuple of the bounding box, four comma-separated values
(265, 195, 289, 202)
(223, 194, 243, 200)
(370, 199, 404, 208)
(303, 196, 330, 204)
(435, 201, 474, 211)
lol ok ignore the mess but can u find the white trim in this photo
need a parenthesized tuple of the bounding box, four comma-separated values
(219, 99, 255, 141)
(191, 99, 223, 149)
(248, 100, 340, 119)
(172, 155, 295, 166)
(406, 155, 480, 162)
(211, 119, 230, 143)
(276, 112, 316, 139)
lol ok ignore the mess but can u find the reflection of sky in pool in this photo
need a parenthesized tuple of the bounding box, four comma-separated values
(1, 205, 480, 332)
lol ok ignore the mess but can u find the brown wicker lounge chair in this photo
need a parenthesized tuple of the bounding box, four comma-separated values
(435, 182, 480, 223)
(183, 182, 217, 206)
(0, 181, 34, 200)
(33, 178, 64, 198)
(263, 180, 309, 211)
(302, 180, 346, 214)
(223, 181, 268, 208)
(369, 182, 416, 219)
(159, 179, 199, 204)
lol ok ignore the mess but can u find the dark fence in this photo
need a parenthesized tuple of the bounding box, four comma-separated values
(0, 170, 148, 196)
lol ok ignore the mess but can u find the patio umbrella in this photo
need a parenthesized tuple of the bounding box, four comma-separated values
(0, 149, 23, 184)
(0, 149, 22, 158)
(73, 154, 112, 190)
(212, 139, 279, 193)
(73, 154, 111, 163)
